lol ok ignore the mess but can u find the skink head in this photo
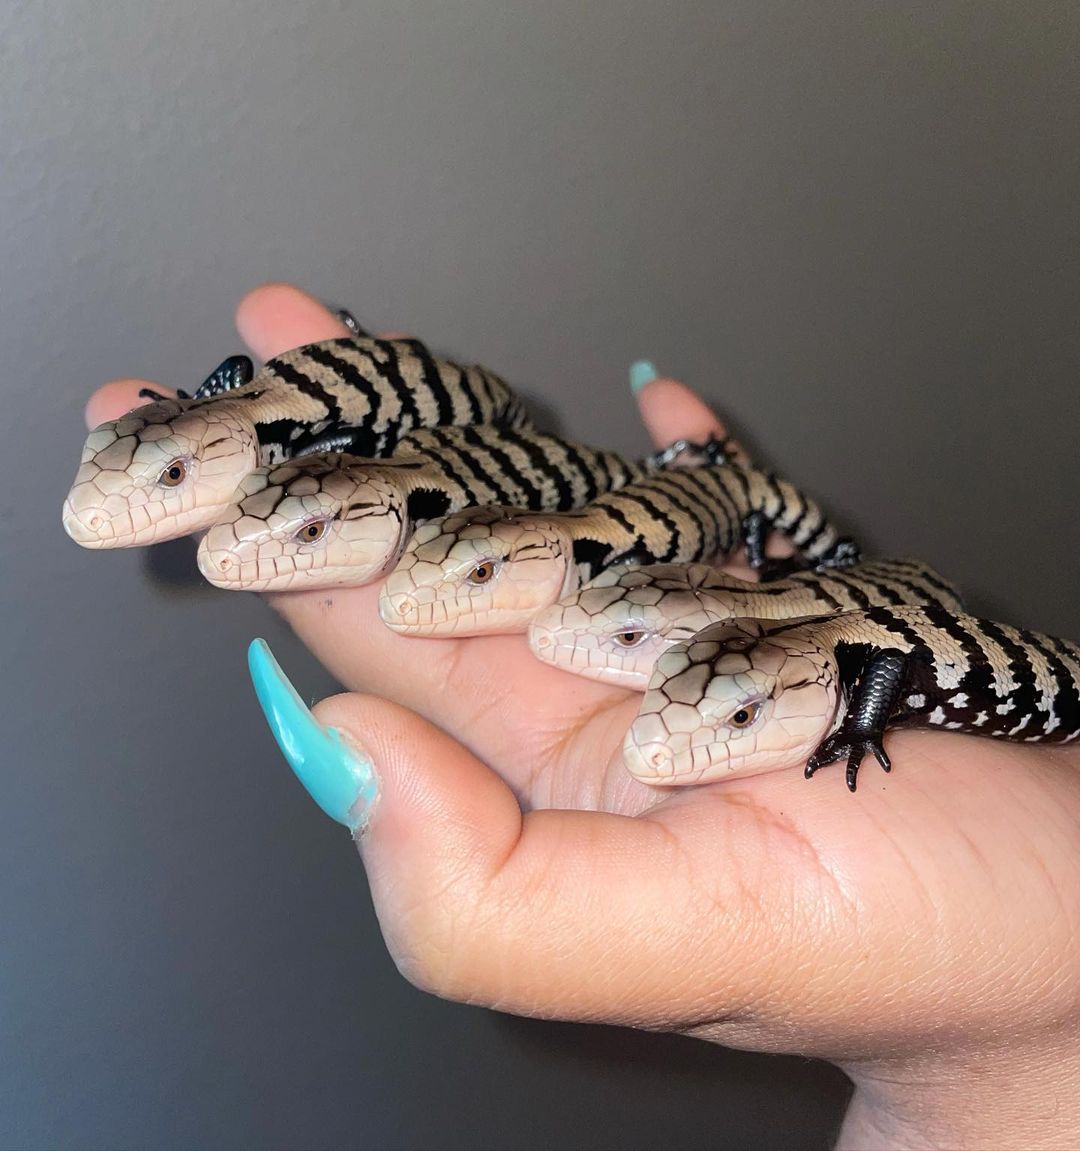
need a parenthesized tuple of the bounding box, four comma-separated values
(197, 460, 409, 591)
(623, 618, 837, 786)
(62, 400, 258, 548)
(379, 506, 574, 636)
(529, 584, 696, 691)
(528, 562, 748, 690)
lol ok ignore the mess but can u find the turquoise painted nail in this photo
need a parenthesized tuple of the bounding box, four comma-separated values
(247, 638, 378, 831)
(629, 360, 659, 393)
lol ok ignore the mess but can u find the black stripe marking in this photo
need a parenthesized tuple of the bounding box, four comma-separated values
(1021, 630, 1080, 738)
(640, 473, 713, 556)
(863, 605, 930, 650)
(799, 574, 844, 612)
(269, 356, 343, 426)
(345, 339, 422, 445)
(558, 438, 602, 505)
(1043, 634, 1080, 736)
(606, 488, 683, 561)
(977, 618, 1040, 731)
(409, 429, 482, 506)
(860, 577, 907, 607)
(474, 427, 570, 508)
(441, 434, 516, 506)
(398, 338, 457, 426)
(677, 468, 741, 552)
(406, 488, 453, 523)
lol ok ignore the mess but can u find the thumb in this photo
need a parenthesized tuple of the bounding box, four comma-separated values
(247, 639, 765, 1028)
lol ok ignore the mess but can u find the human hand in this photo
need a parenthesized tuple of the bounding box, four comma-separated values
(88, 284, 1080, 1149)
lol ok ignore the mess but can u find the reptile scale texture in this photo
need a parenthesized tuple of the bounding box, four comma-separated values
(61, 320, 1080, 791)
(197, 424, 663, 591)
(624, 605, 1080, 790)
(527, 558, 966, 690)
(378, 463, 859, 636)
(62, 335, 528, 548)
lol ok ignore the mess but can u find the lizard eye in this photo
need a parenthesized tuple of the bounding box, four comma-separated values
(467, 561, 497, 585)
(157, 459, 188, 487)
(728, 701, 762, 729)
(613, 630, 647, 648)
(295, 519, 331, 544)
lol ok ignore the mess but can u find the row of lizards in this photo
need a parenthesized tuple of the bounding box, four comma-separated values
(63, 326, 1080, 791)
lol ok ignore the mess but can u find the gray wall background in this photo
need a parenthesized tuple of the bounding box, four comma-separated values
(2, 3, 1077, 1148)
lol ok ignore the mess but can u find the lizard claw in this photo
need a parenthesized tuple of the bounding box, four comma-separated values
(138, 386, 175, 402)
(823, 537, 861, 569)
(804, 730, 891, 790)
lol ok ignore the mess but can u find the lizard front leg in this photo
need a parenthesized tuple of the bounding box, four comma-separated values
(805, 648, 910, 791)
(138, 354, 254, 403)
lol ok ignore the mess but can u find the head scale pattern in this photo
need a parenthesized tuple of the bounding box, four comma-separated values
(623, 618, 839, 786)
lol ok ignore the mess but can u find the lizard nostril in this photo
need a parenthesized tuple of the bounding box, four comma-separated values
(624, 739, 676, 781)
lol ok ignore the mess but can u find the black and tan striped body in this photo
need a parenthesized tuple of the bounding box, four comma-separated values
(548, 462, 858, 583)
(379, 462, 859, 637)
(577, 557, 963, 626)
(528, 559, 964, 690)
(64, 335, 531, 548)
(197, 425, 656, 591)
(624, 605, 1080, 791)
(196, 335, 531, 464)
(377, 423, 649, 519)
(815, 604, 1080, 744)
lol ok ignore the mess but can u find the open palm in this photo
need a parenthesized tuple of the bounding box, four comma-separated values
(88, 284, 1080, 1146)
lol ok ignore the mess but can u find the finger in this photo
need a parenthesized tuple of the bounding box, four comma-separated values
(304, 688, 777, 1028)
(84, 378, 175, 429)
(634, 376, 752, 466)
(235, 282, 353, 360)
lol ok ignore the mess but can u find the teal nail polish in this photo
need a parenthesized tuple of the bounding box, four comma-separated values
(629, 360, 659, 394)
(247, 639, 378, 831)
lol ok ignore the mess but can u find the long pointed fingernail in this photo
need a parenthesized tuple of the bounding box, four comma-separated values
(629, 360, 659, 393)
(247, 638, 378, 831)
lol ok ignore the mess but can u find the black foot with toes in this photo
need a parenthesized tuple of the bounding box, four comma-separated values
(805, 729, 892, 792)
(820, 537, 861, 569)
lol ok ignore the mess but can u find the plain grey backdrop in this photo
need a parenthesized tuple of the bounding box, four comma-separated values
(2, 3, 1078, 1148)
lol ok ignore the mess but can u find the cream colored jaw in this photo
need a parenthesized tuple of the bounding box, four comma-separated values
(379, 518, 576, 635)
(528, 604, 685, 689)
(62, 407, 257, 548)
(528, 580, 712, 689)
(196, 471, 409, 591)
(623, 629, 838, 786)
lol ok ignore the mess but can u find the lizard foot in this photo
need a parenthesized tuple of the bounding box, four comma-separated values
(805, 730, 892, 792)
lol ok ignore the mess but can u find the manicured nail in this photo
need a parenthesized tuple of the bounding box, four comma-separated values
(629, 360, 659, 394)
(247, 638, 378, 831)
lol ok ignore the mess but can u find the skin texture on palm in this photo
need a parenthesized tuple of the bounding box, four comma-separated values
(89, 284, 1080, 1149)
